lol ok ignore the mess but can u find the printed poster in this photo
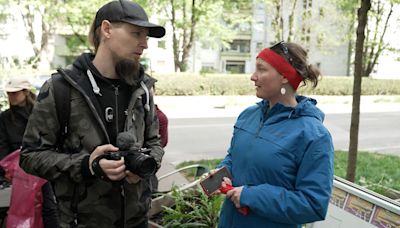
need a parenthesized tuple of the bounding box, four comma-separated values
(344, 194, 374, 222)
(371, 206, 400, 228)
(330, 187, 348, 208)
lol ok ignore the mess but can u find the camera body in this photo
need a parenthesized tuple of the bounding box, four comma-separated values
(104, 148, 157, 178)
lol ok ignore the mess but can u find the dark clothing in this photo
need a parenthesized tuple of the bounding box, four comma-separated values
(0, 106, 30, 159)
(20, 53, 164, 227)
(0, 105, 59, 228)
(41, 182, 59, 228)
(79, 54, 133, 145)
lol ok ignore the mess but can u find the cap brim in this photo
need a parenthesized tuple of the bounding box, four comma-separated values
(121, 19, 166, 38)
(5, 87, 24, 92)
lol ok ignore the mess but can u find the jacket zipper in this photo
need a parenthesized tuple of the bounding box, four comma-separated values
(114, 85, 120, 134)
(256, 108, 269, 137)
(114, 86, 126, 227)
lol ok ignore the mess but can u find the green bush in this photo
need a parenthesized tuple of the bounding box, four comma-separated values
(161, 187, 224, 228)
(152, 73, 400, 96)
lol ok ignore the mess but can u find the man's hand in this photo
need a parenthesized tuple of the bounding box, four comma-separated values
(223, 177, 244, 209)
(89, 144, 126, 181)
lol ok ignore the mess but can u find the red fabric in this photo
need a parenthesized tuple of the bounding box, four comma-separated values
(0, 149, 46, 228)
(0, 149, 20, 181)
(257, 48, 302, 90)
(156, 105, 168, 148)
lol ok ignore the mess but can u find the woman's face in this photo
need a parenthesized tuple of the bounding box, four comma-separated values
(250, 58, 285, 101)
(7, 90, 28, 106)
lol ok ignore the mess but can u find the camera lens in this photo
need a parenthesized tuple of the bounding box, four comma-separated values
(125, 153, 157, 178)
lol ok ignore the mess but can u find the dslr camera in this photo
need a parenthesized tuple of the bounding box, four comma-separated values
(103, 148, 157, 178)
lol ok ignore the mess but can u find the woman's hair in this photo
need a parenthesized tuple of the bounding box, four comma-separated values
(270, 42, 320, 88)
(25, 90, 36, 113)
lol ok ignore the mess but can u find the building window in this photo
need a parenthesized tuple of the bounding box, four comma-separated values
(223, 40, 250, 53)
(256, 42, 264, 53)
(226, 61, 245, 73)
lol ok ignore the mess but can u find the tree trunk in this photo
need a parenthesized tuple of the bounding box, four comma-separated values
(346, 0, 371, 182)
(287, 0, 298, 42)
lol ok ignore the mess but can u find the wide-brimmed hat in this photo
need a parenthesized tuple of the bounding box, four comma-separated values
(95, 0, 165, 38)
(5, 77, 32, 92)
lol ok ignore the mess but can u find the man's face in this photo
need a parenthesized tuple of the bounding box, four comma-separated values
(108, 23, 149, 62)
(107, 23, 149, 85)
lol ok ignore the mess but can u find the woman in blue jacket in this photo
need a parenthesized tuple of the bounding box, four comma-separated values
(217, 41, 334, 228)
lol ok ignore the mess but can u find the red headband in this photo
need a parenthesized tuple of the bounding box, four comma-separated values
(257, 48, 302, 90)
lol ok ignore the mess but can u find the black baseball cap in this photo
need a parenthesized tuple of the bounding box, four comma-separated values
(95, 0, 165, 38)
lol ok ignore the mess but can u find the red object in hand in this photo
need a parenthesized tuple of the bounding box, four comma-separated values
(219, 183, 250, 215)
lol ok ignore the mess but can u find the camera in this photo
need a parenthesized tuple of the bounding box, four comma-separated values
(104, 148, 157, 178)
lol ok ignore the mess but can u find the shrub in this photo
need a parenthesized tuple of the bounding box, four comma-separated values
(152, 74, 400, 96)
(161, 187, 224, 228)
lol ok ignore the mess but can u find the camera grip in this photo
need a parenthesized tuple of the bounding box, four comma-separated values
(219, 184, 249, 215)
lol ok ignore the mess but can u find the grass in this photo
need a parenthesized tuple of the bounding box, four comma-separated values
(177, 151, 400, 198)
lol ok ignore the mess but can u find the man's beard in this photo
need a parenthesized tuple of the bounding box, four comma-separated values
(115, 58, 142, 87)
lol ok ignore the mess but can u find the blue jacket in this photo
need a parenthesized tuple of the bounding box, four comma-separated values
(218, 96, 334, 228)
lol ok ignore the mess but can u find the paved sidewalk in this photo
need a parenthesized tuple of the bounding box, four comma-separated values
(156, 95, 400, 119)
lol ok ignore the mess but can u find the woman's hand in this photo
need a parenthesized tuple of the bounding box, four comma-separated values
(223, 177, 244, 209)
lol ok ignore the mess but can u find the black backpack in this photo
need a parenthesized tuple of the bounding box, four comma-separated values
(51, 71, 70, 145)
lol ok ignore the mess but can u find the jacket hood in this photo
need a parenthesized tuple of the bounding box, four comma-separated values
(72, 53, 94, 73)
(71, 53, 149, 85)
(258, 96, 325, 124)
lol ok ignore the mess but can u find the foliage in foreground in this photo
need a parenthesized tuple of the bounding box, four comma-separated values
(177, 151, 400, 198)
(160, 187, 224, 228)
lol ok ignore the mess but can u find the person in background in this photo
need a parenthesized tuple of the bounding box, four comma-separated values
(0, 77, 36, 160)
(215, 41, 334, 228)
(0, 76, 59, 227)
(156, 105, 168, 148)
(20, 1, 165, 227)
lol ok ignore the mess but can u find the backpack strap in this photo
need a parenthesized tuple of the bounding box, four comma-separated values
(51, 72, 71, 146)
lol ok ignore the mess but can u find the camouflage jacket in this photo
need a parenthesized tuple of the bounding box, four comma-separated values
(20, 65, 164, 227)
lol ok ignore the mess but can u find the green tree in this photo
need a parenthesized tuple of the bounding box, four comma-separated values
(61, 0, 110, 55)
(151, 0, 251, 72)
(347, 0, 371, 182)
(0, 0, 66, 68)
(262, 0, 346, 49)
(362, 0, 399, 77)
(336, 0, 400, 77)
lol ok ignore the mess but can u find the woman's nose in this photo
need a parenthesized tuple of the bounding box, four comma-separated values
(250, 72, 257, 81)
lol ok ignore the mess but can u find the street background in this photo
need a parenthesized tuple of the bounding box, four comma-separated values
(154, 95, 400, 190)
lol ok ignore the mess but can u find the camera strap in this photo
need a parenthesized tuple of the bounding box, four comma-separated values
(91, 154, 110, 181)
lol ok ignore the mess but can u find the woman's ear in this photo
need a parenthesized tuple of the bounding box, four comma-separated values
(281, 76, 289, 84)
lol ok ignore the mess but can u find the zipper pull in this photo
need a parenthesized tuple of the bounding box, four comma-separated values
(115, 86, 119, 96)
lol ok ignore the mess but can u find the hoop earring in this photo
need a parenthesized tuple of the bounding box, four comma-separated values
(280, 87, 286, 95)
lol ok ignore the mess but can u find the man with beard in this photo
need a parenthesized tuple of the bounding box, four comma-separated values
(19, 1, 165, 227)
